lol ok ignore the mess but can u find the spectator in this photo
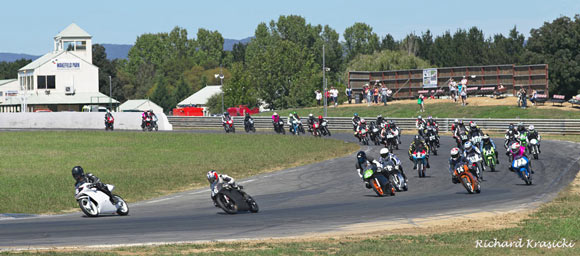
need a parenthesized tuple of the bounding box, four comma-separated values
(315, 90, 322, 106)
(330, 86, 339, 107)
(386, 88, 393, 100)
(373, 86, 379, 104)
(529, 90, 538, 106)
(449, 78, 457, 102)
(366, 85, 372, 106)
(460, 86, 467, 106)
(380, 84, 388, 106)
(346, 86, 352, 104)
(461, 75, 468, 88)
(418, 94, 425, 112)
(519, 87, 528, 109)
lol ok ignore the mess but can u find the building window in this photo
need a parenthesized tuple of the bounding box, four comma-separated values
(38, 76, 46, 89)
(75, 41, 86, 50)
(47, 76, 56, 89)
(64, 41, 74, 51)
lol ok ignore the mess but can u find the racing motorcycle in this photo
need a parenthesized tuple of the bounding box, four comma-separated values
(453, 163, 481, 194)
(425, 128, 438, 155)
(362, 165, 395, 197)
(385, 128, 399, 151)
(518, 132, 529, 152)
(512, 155, 532, 185)
(470, 133, 483, 153)
(356, 126, 370, 145)
(411, 150, 427, 178)
(482, 145, 497, 172)
(456, 129, 469, 148)
(105, 116, 114, 131)
(311, 122, 321, 137)
(75, 182, 129, 217)
(465, 151, 484, 181)
(369, 122, 382, 145)
(244, 118, 255, 133)
(224, 119, 235, 133)
(143, 116, 159, 132)
(319, 120, 331, 136)
(214, 184, 259, 214)
(383, 161, 407, 192)
(273, 120, 285, 134)
(529, 138, 540, 160)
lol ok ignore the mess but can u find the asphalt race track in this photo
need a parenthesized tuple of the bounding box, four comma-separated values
(1, 131, 579, 249)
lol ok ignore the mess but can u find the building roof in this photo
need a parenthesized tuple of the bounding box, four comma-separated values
(19, 51, 96, 71)
(118, 99, 163, 113)
(0, 91, 118, 106)
(177, 85, 222, 106)
(0, 79, 17, 87)
(55, 23, 91, 38)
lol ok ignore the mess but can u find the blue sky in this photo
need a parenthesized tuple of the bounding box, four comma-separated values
(1, 0, 578, 55)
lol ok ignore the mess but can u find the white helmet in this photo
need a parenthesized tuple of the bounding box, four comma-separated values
(529, 125, 535, 131)
(454, 118, 459, 123)
(273, 112, 278, 116)
(450, 147, 460, 160)
(309, 113, 313, 117)
(380, 148, 390, 158)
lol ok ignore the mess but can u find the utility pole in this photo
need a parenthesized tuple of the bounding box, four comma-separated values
(109, 76, 112, 111)
(323, 44, 327, 117)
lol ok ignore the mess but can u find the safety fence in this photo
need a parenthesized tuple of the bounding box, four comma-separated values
(168, 116, 580, 134)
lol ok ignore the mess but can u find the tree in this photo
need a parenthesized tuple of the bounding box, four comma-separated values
(0, 59, 31, 79)
(92, 44, 123, 101)
(345, 50, 432, 74)
(380, 34, 398, 51)
(343, 22, 380, 61)
(232, 42, 246, 63)
(150, 77, 175, 113)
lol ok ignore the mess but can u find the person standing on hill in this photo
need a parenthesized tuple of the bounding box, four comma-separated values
(449, 78, 457, 102)
(381, 84, 388, 106)
(346, 86, 352, 104)
(315, 90, 322, 106)
(418, 94, 425, 112)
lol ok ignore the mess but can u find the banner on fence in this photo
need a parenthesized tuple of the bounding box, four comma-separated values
(423, 68, 438, 88)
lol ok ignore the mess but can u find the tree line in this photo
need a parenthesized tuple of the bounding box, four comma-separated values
(1, 14, 579, 112)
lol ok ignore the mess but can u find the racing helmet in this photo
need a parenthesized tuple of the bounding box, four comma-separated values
(356, 151, 367, 164)
(380, 148, 390, 158)
(464, 141, 473, 151)
(528, 125, 535, 131)
(354, 113, 359, 117)
(309, 113, 313, 117)
(510, 142, 521, 154)
(72, 166, 84, 181)
(360, 119, 366, 124)
(470, 121, 477, 128)
(377, 114, 382, 118)
(273, 112, 278, 116)
(223, 112, 229, 116)
(482, 134, 490, 142)
(428, 116, 433, 121)
(454, 118, 459, 124)
(289, 114, 293, 117)
(292, 111, 297, 115)
(459, 119, 464, 125)
(318, 115, 323, 120)
(509, 123, 514, 130)
(207, 170, 218, 184)
(450, 148, 460, 160)
(417, 115, 422, 120)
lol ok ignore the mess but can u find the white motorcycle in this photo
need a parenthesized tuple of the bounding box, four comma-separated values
(75, 183, 129, 217)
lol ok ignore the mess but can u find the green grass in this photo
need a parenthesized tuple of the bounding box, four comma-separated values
(0, 131, 358, 214)
(257, 103, 580, 119)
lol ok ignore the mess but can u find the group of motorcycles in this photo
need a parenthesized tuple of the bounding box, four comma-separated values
(354, 121, 401, 149)
(102, 113, 159, 131)
(223, 115, 331, 137)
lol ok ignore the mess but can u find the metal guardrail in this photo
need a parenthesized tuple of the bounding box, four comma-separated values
(168, 116, 580, 134)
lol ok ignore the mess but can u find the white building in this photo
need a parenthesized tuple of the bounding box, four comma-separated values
(177, 85, 221, 115)
(118, 99, 164, 114)
(0, 23, 118, 112)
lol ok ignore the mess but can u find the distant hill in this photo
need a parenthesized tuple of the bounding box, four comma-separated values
(101, 44, 132, 60)
(0, 53, 40, 62)
(223, 37, 253, 51)
(0, 37, 253, 62)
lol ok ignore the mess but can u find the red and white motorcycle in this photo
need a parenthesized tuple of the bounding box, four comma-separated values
(75, 183, 129, 217)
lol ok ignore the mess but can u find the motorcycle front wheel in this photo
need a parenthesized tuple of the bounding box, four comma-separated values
(114, 195, 129, 216)
(216, 194, 238, 214)
(78, 198, 99, 217)
(247, 196, 259, 213)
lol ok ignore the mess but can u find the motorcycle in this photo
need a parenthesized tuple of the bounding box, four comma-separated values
(214, 184, 259, 214)
(518, 132, 529, 151)
(369, 122, 381, 145)
(385, 129, 399, 151)
(412, 150, 428, 178)
(356, 127, 370, 145)
(362, 165, 395, 197)
(273, 120, 285, 134)
(425, 128, 438, 156)
(312, 122, 321, 137)
(75, 182, 129, 217)
(105, 116, 114, 131)
(224, 119, 235, 133)
(290, 120, 301, 135)
(383, 161, 407, 192)
(465, 151, 484, 180)
(320, 120, 331, 136)
(512, 155, 532, 185)
(244, 119, 256, 133)
(482, 145, 497, 172)
(456, 129, 469, 148)
(529, 138, 540, 160)
(453, 163, 481, 194)
(470, 133, 483, 153)
(143, 116, 159, 132)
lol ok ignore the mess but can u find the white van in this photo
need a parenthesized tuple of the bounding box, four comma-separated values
(82, 105, 108, 112)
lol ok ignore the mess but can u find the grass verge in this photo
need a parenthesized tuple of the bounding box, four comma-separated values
(0, 131, 358, 214)
(257, 103, 580, 119)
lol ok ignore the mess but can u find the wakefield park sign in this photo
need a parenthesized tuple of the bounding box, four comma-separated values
(56, 62, 80, 70)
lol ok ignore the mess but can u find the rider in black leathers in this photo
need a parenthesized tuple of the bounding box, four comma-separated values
(72, 166, 116, 204)
(408, 135, 430, 169)
(355, 151, 382, 189)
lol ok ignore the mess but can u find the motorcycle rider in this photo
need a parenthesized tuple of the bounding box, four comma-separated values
(450, 119, 459, 134)
(72, 166, 116, 204)
(481, 134, 499, 164)
(378, 148, 407, 180)
(355, 151, 382, 189)
(527, 125, 541, 153)
(516, 122, 527, 135)
(307, 113, 317, 132)
(453, 120, 468, 147)
(104, 109, 114, 127)
(468, 121, 482, 137)
(388, 120, 402, 145)
(415, 115, 426, 129)
(448, 148, 471, 184)
(272, 112, 282, 131)
(141, 110, 148, 129)
(222, 112, 232, 128)
(408, 135, 430, 169)
(508, 142, 533, 173)
(352, 113, 361, 131)
(462, 141, 485, 172)
(207, 170, 247, 207)
(244, 112, 253, 129)
(376, 114, 385, 128)
(425, 116, 440, 148)
(355, 119, 368, 142)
